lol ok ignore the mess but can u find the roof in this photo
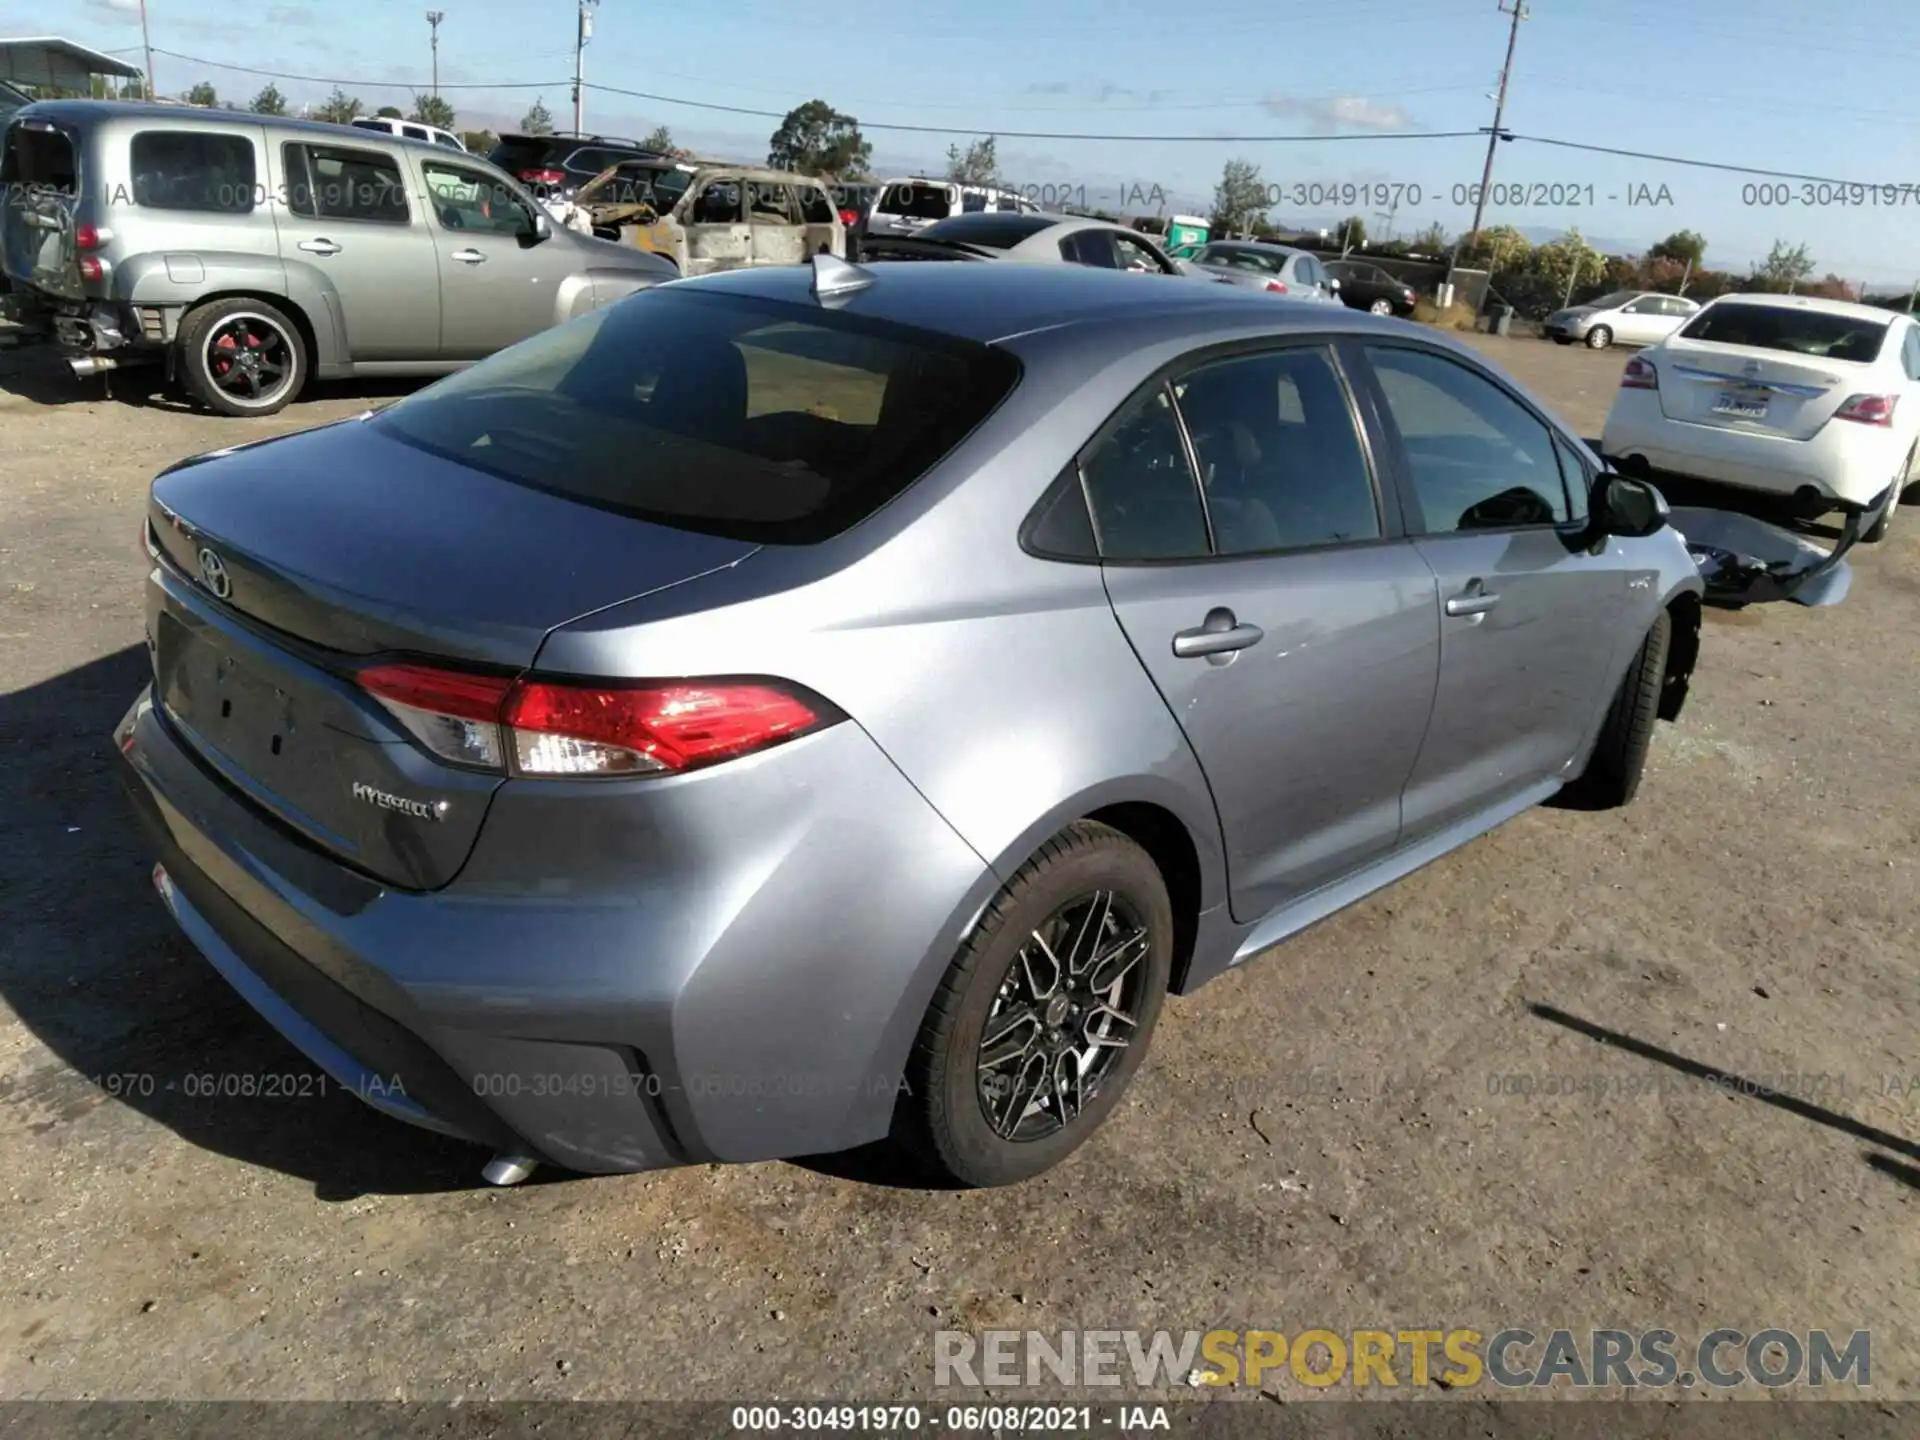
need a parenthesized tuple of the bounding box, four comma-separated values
(665, 259, 1376, 346)
(1199, 239, 1305, 257)
(1701, 293, 1902, 323)
(0, 37, 143, 88)
(7, 97, 508, 154)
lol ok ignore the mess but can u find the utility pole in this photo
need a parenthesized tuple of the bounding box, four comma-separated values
(572, 0, 599, 135)
(1907, 277, 1916, 314)
(1678, 256, 1692, 296)
(426, 11, 445, 99)
(1562, 252, 1581, 312)
(139, 0, 157, 99)
(1466, 0, 1529, 249)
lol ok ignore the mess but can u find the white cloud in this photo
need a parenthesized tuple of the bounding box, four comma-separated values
(1260, 93, 1416, 134)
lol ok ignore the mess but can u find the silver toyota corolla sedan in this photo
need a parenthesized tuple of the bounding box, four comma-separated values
(116, 256, 1705, 1189)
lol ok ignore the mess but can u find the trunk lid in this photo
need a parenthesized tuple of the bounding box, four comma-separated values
(146, 417, 759, 889)
(1, 117, 83, 300)
(1654, 337, 1859, 439)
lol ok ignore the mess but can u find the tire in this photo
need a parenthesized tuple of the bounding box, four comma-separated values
(895, 821, 1174, 1187)
(1552, 335, 1573, 345)
(1586, 325, 1614, 350)
(1369, 299, 1394, 316)
(1865, 445, 1912, 542)
(1562, 611, 1671, 810)
(178, 297, 307, 417)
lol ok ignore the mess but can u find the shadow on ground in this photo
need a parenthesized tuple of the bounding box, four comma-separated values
(0, 345, 421, 413)
(0, 645, 480, 1200)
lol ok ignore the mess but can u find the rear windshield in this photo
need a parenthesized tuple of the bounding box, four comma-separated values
(0, 123, 78, 191)
(879, 183, 954, 220)
(1680, 302, 1892, 362)
(488, 135, 558, 171)
(369, 289, 1022, 544)
(921, 211, 1056, 248)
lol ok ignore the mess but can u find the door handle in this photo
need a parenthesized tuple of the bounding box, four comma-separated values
(1172, 608, 1265, 660)
(450, 248, 487, 265)
(1444, 583, 1501, 618)
(297, 238, 342, 255)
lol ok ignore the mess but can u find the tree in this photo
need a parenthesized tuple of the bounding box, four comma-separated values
(1751, 239, 1815, 292)
(1337, 214, 1367, 252)
(1529, 227, 1605, 299)
(640, 124, 676, 154)
(185, 81, 218, 107)
(315, 88, 363, 124)
(1210, 158, 1268, 236)
(766, 99, 872, 179)
(461, 129, 498, 155)
(118, 79, 148, 100)
(519, 98, 554, 135)
(410, 94, 456, 130)
(1649, 229, 1706, 268)
(1454, 223, 1530, 273)
(249, 83, 288, 116)
(376, 104, 404, 119)
(945, 135, 999, 186)
(1408, 221, 1449, 255)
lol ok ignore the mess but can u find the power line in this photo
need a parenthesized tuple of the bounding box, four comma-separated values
(1507, 133, 1912, 188)
(149, 47, 561, 90)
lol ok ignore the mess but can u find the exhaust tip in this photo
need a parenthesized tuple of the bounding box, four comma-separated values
(481, 1153, 539, 1187)
(69, 355, 118, 378)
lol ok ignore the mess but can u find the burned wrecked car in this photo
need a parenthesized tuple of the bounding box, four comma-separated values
(568, 159, 845, 274)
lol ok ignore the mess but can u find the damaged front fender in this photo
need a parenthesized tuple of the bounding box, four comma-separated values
(1669, 481, 1893, 609)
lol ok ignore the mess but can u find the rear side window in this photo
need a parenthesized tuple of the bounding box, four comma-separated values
(403, 125, 431, 142)
(370, 289, 1022, 545)
(1680, 302, 1892, 362)
(1174, 347, 1380, 553)
(1078, 384, 1210, 560)
(1365, 346, 1571, 532)
(130, 131, 256, 213)
(284, 144, 409, 223)
(880, 183, 953, 220)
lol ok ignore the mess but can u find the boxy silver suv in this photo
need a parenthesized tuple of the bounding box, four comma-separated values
(1, 101, 676, 415)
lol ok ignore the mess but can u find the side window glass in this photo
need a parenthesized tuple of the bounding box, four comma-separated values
(1113, 235, 1165, 273)
(423, 160, 533, 236)
(1174, 347, 1381, 554)
(748, 180, 797, 223)
(796, 185, 834, 224)
(961, 190, 988, 213)
(1365, 346, 1572, 532)
(1023, 465, 1098, 559)
(1079, 384, 1210, 561)
(691, 180, 743, 225)
(130, 131, 256, 214)
(286, 144, 409, 223)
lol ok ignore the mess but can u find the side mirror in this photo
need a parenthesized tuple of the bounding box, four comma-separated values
(1591, 471, 1670, 539)
(531, 210, 553, 242)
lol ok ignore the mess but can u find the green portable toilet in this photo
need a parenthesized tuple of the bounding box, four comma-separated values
(1167, 215, 1209, 250)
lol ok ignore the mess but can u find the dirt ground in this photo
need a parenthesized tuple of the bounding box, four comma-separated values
(0, 329, 1915, 1408)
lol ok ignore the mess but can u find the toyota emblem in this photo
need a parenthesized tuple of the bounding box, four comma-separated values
(197, 547, 232, 600)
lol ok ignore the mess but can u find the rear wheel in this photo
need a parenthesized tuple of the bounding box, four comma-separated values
(895, 821, 1173, 1187)
(1586, 325, 1614, 350)
(1561, 611, 1671, 810)
(1369, 299, 1394, 316)
(178, 297, 307, 417)
(1867, 445, 1914, 542)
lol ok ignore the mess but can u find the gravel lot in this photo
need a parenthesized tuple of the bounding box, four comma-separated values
(1, 330, 1915, 1407)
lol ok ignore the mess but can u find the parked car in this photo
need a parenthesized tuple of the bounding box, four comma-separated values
(865, 177, 1039, 240)
(1184, 240, 1341, 303)
(1324, 258, 1418, 317)
(118, 256, 1709, 1190)
(1545, 290, 1699, 349)
(570, 159, 844, 274)
(0, 101, 675, 415)
(488, 129, 668, 209)
(348, 115, 466, 152)
(861, 211, 1200, 277)
(1602, 293, 1920, 541)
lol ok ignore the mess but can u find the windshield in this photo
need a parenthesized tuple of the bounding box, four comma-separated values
(1679, 302, 1892, 362)
(1585, 291, 1640, 311)
(369, 289, 1022, 545)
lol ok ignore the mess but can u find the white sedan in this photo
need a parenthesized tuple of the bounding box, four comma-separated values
(1545, 290, 1699, 349)
(1601, 293, 1920, 541)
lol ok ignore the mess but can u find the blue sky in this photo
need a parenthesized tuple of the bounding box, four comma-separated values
(18, 0, 1920, 287)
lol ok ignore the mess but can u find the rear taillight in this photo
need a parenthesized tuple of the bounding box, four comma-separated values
(1403, 288, 1416, 304)
(78, 256, 105, 283)
(837, 208, 859, 227)
(1264, 280, 1289, 294)
(1621, 355, 1658, 390)
(75, 222, 101, 250)
(357, 664, 839, 777)
(518, 167, 567, 187)
(1835, 393, 1897, 426)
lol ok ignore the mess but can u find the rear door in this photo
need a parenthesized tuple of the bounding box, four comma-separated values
(1655, 301, 1895, 439)
(680, 174, 752, 273)
(124, 122, 276, 282)
(747, 180, 807, 265)
(1612, 295, 1668, 344)
(1356, 342, 1635, 839)
(1093, 342, 1440, 921)
(418, 154, 566, 358)
(280, 140, 440, 360)
(1, 116, 81, 297)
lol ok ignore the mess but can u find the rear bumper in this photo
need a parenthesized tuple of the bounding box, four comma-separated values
(1602, 390, 1903, 509)
(114, 685, 993, 1175)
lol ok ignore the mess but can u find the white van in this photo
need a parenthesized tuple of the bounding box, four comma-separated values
(866, 177, 1038, 240)
(348, 116, 467, 152)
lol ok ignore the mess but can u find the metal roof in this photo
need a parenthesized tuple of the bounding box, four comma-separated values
(0, 36, 144, 89)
